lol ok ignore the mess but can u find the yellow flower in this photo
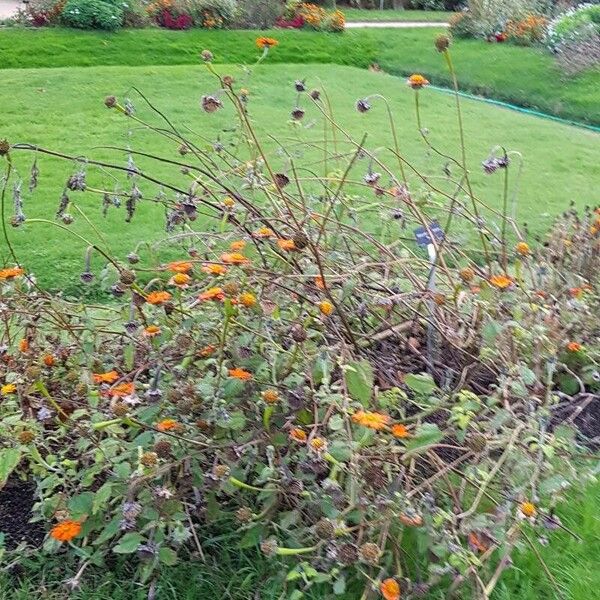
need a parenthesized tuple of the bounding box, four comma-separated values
(516, 241, 530, 256)
(262, 389, 279, 404)
(230, 240, 246, 251)
(352, 410, 390, 431)
(198, 287, 225, 302)
(489, 274, 513, 289)
(146, 291, 172, 305)
(93, 370, 119, 384)
(391, 423, 411, 439)
(143, 325, 161, 337)
(229, 367, 252, 381)
(222, 197, 235, 208)
(50, 520, 82, 543)
(520, 501, 537, 518)
(380, 578, 400, 600)
(167, 261, 193, 274)
(156, 419, 180, 432)
(309, 436, 327, 452)
(221, 252, 250, 265)
(253, 226, 275, 239)
(256, 37, 279, 49)
(202, 263, 228, 276)
(0, 267, 24, 280)
(239, 292, 257, 308)
(1, 383, 17, 395)
(170, 273, 191, 288)
(289, 428, 307, 443)
(318, 300, 334, 316)
(276, 239, 296, 252)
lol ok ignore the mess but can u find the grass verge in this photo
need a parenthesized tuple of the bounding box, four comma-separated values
(0, 28, 598, 124)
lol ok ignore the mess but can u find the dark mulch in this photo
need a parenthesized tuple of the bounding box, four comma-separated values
(0, 477, 46, 549)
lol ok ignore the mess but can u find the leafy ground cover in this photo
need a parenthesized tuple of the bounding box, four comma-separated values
(343, 9, 453, 22)
(1, 63, 598, 294)
(1, 481, 598, 599)
(0, 28, 599, 124)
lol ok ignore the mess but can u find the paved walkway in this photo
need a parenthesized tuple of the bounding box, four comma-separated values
(346, 21, 448, 28)
(0, 0, 20, 19)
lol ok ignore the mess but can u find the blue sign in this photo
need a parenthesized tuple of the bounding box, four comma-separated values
(414, 221, 445, 247)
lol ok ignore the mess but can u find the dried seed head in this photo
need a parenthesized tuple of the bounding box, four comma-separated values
(294, 79, 306, 92)
(274, 173, 290, 188)
(127, 252, 140, 264)
(178, 144, 190, 156)
(140, 451, 158, 467)
(356, 98, 371, 113)
(222, 75, 234, 87)
(292, 230, 309, 250)
(119, 269, 137, 285)
(291, 108, 305, 121)
(0, 139, 10, 156)
(122, 501, 142, 521)
(104, 95, 117, 109)
(236, 507, 253, 523)
(359, 542, 381, 564)
(213, 464, 231, 480)
(466, 433, 488, 453)
(201, 95, 223, 113)
(153, 440, 172, 458)
(111, 284, 126, 298)
(337, 543, 358, 565)
(310, 89, 321, 101)
(61, 213, 74, 225)
(111, 400, 129, 417)
(435, 34, 451, 52)
(80, 271, 94, 284)
(290, 323, 307, 343)
(459, 267, 475, 283)
(223, 282, 240, 296)
(260, 538, 279, 557)
(18, 430, 35, 444)
(201, 49, 213, 62)
(315, 518, 335, 540)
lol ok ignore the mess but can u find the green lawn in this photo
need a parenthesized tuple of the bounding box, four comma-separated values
(0, 28, 599, 124)
(343, 8, 453, 22)
(1, 63, 598, 294)
(1, 482, 599, 598)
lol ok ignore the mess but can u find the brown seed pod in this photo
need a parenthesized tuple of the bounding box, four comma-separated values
(315, 518, 335, 540)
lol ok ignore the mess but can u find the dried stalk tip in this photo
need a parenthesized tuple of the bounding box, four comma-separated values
(435, 34, 451, 53)
(0, 139, 10, 156)
(201, 49, 213, 63)
(104, 96, 117, 109)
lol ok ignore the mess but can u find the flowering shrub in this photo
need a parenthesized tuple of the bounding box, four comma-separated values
(1, 37, 599, 598)
(61, 0, 124, 30)
(23, 0, 66, 26)
(555, 32, 600, 75)
(546, 3, 600, 49)
(505, 14, 548, 45)
(282, 2, 346, 32)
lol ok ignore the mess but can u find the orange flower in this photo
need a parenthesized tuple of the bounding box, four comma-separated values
(261, 389, 279, 404)
(407, 74, 429, 89)
(198, 287, 225, 302)
(276, 239, 296, 251)
(146, 291, 172, 305)
(315, 276, 325, 290)
(144, 325, 161, 337)
(566, 341, 582, 353)
(221, 252, 250, 265)
(256, 37, 278, 49)
(289, 427, 307, 443)
(167, 261, 193, 274)
(170, 273, 191, 288)
(352, 410, 390, 431)
(239, 292, 256, 308)
(380, 578, 400, 600)
(489, 274, 513, 289)
(515, 242, 530, 256)
(468, 531, 490, 554)
(520, 501, 536, 518)
(253, 226, 275, 239)
(199, 344, 217, 357)
(108, 382, 135, 397)
(318, 300, 334, 316)
(230, 240, 246, 251)
(42, 354, 55, 367)
(93, 370, 119, 384)
(399, 512, 423, 527)
(0, 267, 24, 280)
(19, 338, 29, 353)
(569, 287, 584, 299)
(156, 418, 179, 432)
(50, 520, 82, 543)
(391, 423, 411, 439)
(202, 263, 228, 276)
(229, 367, 252, 381)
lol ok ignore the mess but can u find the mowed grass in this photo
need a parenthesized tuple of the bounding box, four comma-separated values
(1, 63, 598, 294)
(343, 8, 453, 22)
(1, 482, 599, 599)
(0, 28, 599, 124)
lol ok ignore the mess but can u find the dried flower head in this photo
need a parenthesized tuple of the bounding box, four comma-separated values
(359, 542, 381, 564)
(435, 34, 451, 52)
(201, 49, 213, 62)
(356, 98, 371, 113)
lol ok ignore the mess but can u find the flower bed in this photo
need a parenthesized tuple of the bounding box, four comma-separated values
(0, 36, 599, 598)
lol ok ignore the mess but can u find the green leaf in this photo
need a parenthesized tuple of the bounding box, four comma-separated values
(238, 524, 265, 549)
(345, 360, 374, 407)
(404, 373, 437, 396)
(404, 423, 444, 457)
(0, 448, 22, 489)
(113, 532, 143, 554)
(68, 492, 94, 518)
(328, 414, 344, 432)
(333, 575, 346, 595)
(92, 483, 113, 514)
(158, 546, 178, 566)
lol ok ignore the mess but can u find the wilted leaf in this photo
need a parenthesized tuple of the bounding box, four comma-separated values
(345, 360, 374, 407)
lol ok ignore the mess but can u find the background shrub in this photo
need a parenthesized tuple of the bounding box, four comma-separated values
(122, 0, 152, 27)
(547, 3, 600, 48)
(25, 0, 66, 26)
(185, 0, 238, 28)
(555, 31, 600, 73)
(61, 0, 124, 30)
